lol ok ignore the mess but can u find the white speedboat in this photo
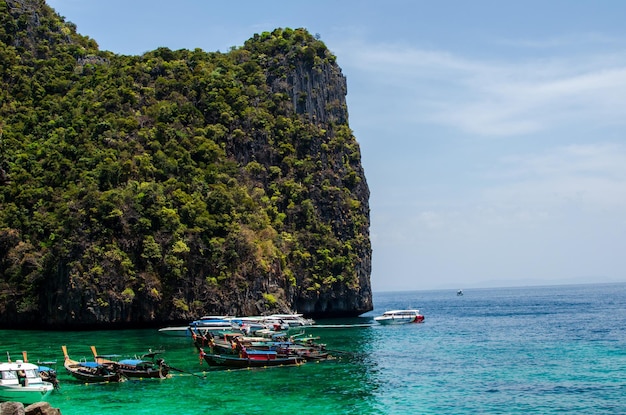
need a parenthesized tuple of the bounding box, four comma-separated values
(158, 326, 194, 337)
(267, 313, 315, 327)
(159, 314, 313, 337)
(0, 360, 54, 404)
(374, 309, 424, 325)
(159, 316, 239, 337)
(158, 324, 236, 337)
(190, 316, 237, 329)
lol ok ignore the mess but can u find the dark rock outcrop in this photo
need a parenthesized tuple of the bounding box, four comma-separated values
(0, 401, 61, 415)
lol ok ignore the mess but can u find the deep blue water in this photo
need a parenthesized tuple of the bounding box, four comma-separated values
(362, 283, 626, 414)
(2, 283, 626, 414)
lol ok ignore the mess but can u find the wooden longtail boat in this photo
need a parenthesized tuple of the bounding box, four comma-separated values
(61, 346, 124, 383)
(90, 346, 170, 379)
(272, 344, 330, 361)
(242, 339, 330, 361)
(199, 348, 304, 368)
(191, 328, 330, 362)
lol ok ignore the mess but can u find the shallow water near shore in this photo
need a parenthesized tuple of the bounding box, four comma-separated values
(2, 282, 626, 414)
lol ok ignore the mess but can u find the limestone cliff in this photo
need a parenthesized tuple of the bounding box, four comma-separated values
(0, 2, 372, 328)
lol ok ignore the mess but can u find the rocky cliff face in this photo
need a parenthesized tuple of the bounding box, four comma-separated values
(236, 31, 373, 318)
(0, 4, 372, 328)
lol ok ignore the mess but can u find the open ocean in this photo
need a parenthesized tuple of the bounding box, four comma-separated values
(2, 282, 626, 414)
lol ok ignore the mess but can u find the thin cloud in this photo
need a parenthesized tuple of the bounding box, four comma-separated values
(374, 142, 626, 248)
(338, 40, 626, 136)
(484, 143, 626, 212)
(494, 32, 625, 49)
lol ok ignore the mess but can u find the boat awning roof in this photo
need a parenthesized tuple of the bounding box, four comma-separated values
(118, 359, 144, 365)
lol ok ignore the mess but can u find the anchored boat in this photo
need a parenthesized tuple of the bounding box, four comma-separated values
(374, 309, 425, 325)
(61, 346, 125, 383)
(90, 346, 170, 379)
(199, 348, 304, 368)
(0, 360, 54, 404)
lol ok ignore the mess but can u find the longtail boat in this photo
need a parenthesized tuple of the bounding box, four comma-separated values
(61, 346, 124, 383)
(199, 348, 304, 368)
(90, 346, 170, 379)
(191, 328, 330, 362)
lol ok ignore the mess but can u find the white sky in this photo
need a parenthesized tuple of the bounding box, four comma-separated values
(47, 0, 626, 292)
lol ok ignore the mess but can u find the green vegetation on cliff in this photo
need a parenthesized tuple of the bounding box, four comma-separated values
(0, 0, 372, 327)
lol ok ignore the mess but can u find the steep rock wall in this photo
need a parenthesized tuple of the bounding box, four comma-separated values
(0, 5, 373, 328)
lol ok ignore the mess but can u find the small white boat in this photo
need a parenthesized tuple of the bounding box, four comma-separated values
(267, 313, 315, 327)
(158, 325, 236, 337)
(190, 316, 238, 330)
(0, 360, 54, 404)
(192, 316, 235, 326)
(374, 309, 424, 325)
(159, 316, 239, 337)
(158, 326, 193, 337)
(159, 314, 313, 337)
(233, 317, 274, 335)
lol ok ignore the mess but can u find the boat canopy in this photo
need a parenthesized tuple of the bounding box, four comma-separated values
(118, 359, 144, 365)
(79, 362, 100, 368)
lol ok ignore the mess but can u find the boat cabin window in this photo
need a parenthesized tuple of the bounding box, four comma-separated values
(24, 369, 38, 378)
(1, 370, 18, 380)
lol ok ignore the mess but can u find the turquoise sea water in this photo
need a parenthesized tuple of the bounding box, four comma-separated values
(2, 283, 626, 414)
